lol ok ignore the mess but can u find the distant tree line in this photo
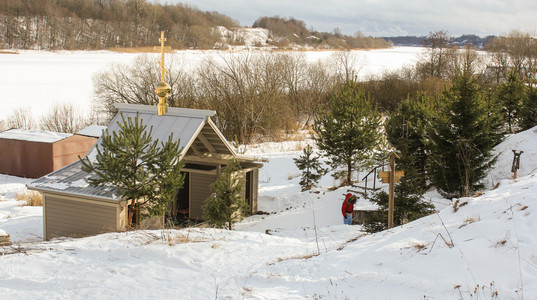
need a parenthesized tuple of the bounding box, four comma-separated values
(252, 16, 392, 49)
(0, 1, 391, 50)
(0, 0, 238, 49)
(385, 34, 496, 49)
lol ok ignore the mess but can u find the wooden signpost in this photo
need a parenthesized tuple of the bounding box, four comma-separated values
(378, 151, 404, 229)
(511, 150, 523, 179)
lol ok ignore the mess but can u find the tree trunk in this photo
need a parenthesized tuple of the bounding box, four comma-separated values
(347, 160, 352, 186)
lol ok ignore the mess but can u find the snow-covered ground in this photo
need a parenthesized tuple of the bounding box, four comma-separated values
(1, 126, 536, 299)
(0, 47, 422, 120)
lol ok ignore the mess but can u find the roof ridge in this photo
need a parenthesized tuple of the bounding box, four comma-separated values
(114, 103, 216, 118)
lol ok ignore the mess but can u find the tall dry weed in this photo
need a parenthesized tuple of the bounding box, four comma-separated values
(16, 190, 43, 206)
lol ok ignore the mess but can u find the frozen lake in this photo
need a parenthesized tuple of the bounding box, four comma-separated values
(0, 47, 423, 120)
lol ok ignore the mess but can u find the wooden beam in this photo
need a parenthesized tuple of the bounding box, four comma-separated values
(184, 155, 230, 165)
(189, 143, 202, 156)
(198, 133, 217, 154)
(182, 168, 217, 175)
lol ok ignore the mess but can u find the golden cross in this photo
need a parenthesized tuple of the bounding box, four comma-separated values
(155, 31, 171, 82)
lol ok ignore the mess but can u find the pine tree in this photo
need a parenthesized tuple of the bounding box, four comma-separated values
(426, 72, 504, 198)
(293, 145, 327, 191)
(313, 80, 382, 186)
(518, 84, 537, 131)
(202, 159, 250, 230)
(497, 69, 525, 133)
(80, 113, 185, 227)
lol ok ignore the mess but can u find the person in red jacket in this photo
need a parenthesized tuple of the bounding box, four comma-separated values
(342, 193, 358, 225)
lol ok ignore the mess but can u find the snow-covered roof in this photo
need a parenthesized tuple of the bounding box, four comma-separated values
(0, 129, 71, 143)
(28, 103, 246, 199)
(97, 103, 219, 159)
(28, 160, 121, 200)
(76, 125, 107, 138)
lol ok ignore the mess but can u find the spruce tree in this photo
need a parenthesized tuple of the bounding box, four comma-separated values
(426, 72, 504, 198)
(313, 80, 382, 186)
(497, 69, 525, 133)
(385, 93, 436, 191)
(80, 113, 185, 227)
(518, 84, 537, 131)
(202, 159, 250, 230)
(293, 145, 327, 191)
(362, 93, 438, 233)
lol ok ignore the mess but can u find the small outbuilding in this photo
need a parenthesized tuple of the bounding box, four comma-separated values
(0, 127, 104, 178)
(28, 104, 263, 240)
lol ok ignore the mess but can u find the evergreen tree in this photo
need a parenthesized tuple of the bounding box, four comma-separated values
(313, 80, 382, 186)
(518, 84, 537, 131)
(426, 72, 504, 198)
(80, 113, 185, 227)
(497, 69, 525, 133)
(293, 145, 327, 191)
(363, 189, 435, 233)
(385, 93, 437, 191)
(366, 93, 438, 233)
(202, 159, 250, 230)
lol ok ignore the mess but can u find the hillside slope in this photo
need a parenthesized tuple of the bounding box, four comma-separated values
(1, 128, 536, 298)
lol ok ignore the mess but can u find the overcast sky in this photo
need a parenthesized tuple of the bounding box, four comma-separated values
(165, 0, 536, 37)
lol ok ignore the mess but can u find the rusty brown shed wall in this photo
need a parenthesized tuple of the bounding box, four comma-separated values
(0, 139, 53, 178)
(52, 135, 97, 170)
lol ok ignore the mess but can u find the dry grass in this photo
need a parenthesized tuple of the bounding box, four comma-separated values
(453, 199, 468, 213)
(412, 242, 427, 251)
(16, 190, 43, 206)
(163, 231, 212, 246)
(273, 252, 319, 263)
(0, 50, 19, 54)
(459, 215, 481, 228)
(492, 239, 507, 248)
(107, 47, 170, 53)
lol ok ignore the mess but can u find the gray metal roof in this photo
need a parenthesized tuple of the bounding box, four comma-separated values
(28, 160, 122, 200)
(28, 104, 223, 200)
(88, 104, 215, 160)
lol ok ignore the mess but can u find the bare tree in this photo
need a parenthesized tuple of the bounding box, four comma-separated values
(446, 45, 484, 78)
(485, 30, 537, 82)
(39, 103, 91, 133)
(93, 54, 198, 121)
(301, 61, 337, 124)
(197, 51, 292, 143)
(416, 30, 456, 79)
(7, 107, 36, 130)
(331, 50, 365, 83)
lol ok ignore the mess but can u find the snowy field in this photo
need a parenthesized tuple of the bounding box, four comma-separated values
(0, 47, 422, 120)
(1, 126, 537, 299)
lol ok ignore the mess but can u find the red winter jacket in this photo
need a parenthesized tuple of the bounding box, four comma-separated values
(341, 193, 354, 217)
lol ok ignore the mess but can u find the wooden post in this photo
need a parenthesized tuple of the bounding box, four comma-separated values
(511, 150, 523, 180)
(377, 152, 404, 229)
(388, 152, 395, 229)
